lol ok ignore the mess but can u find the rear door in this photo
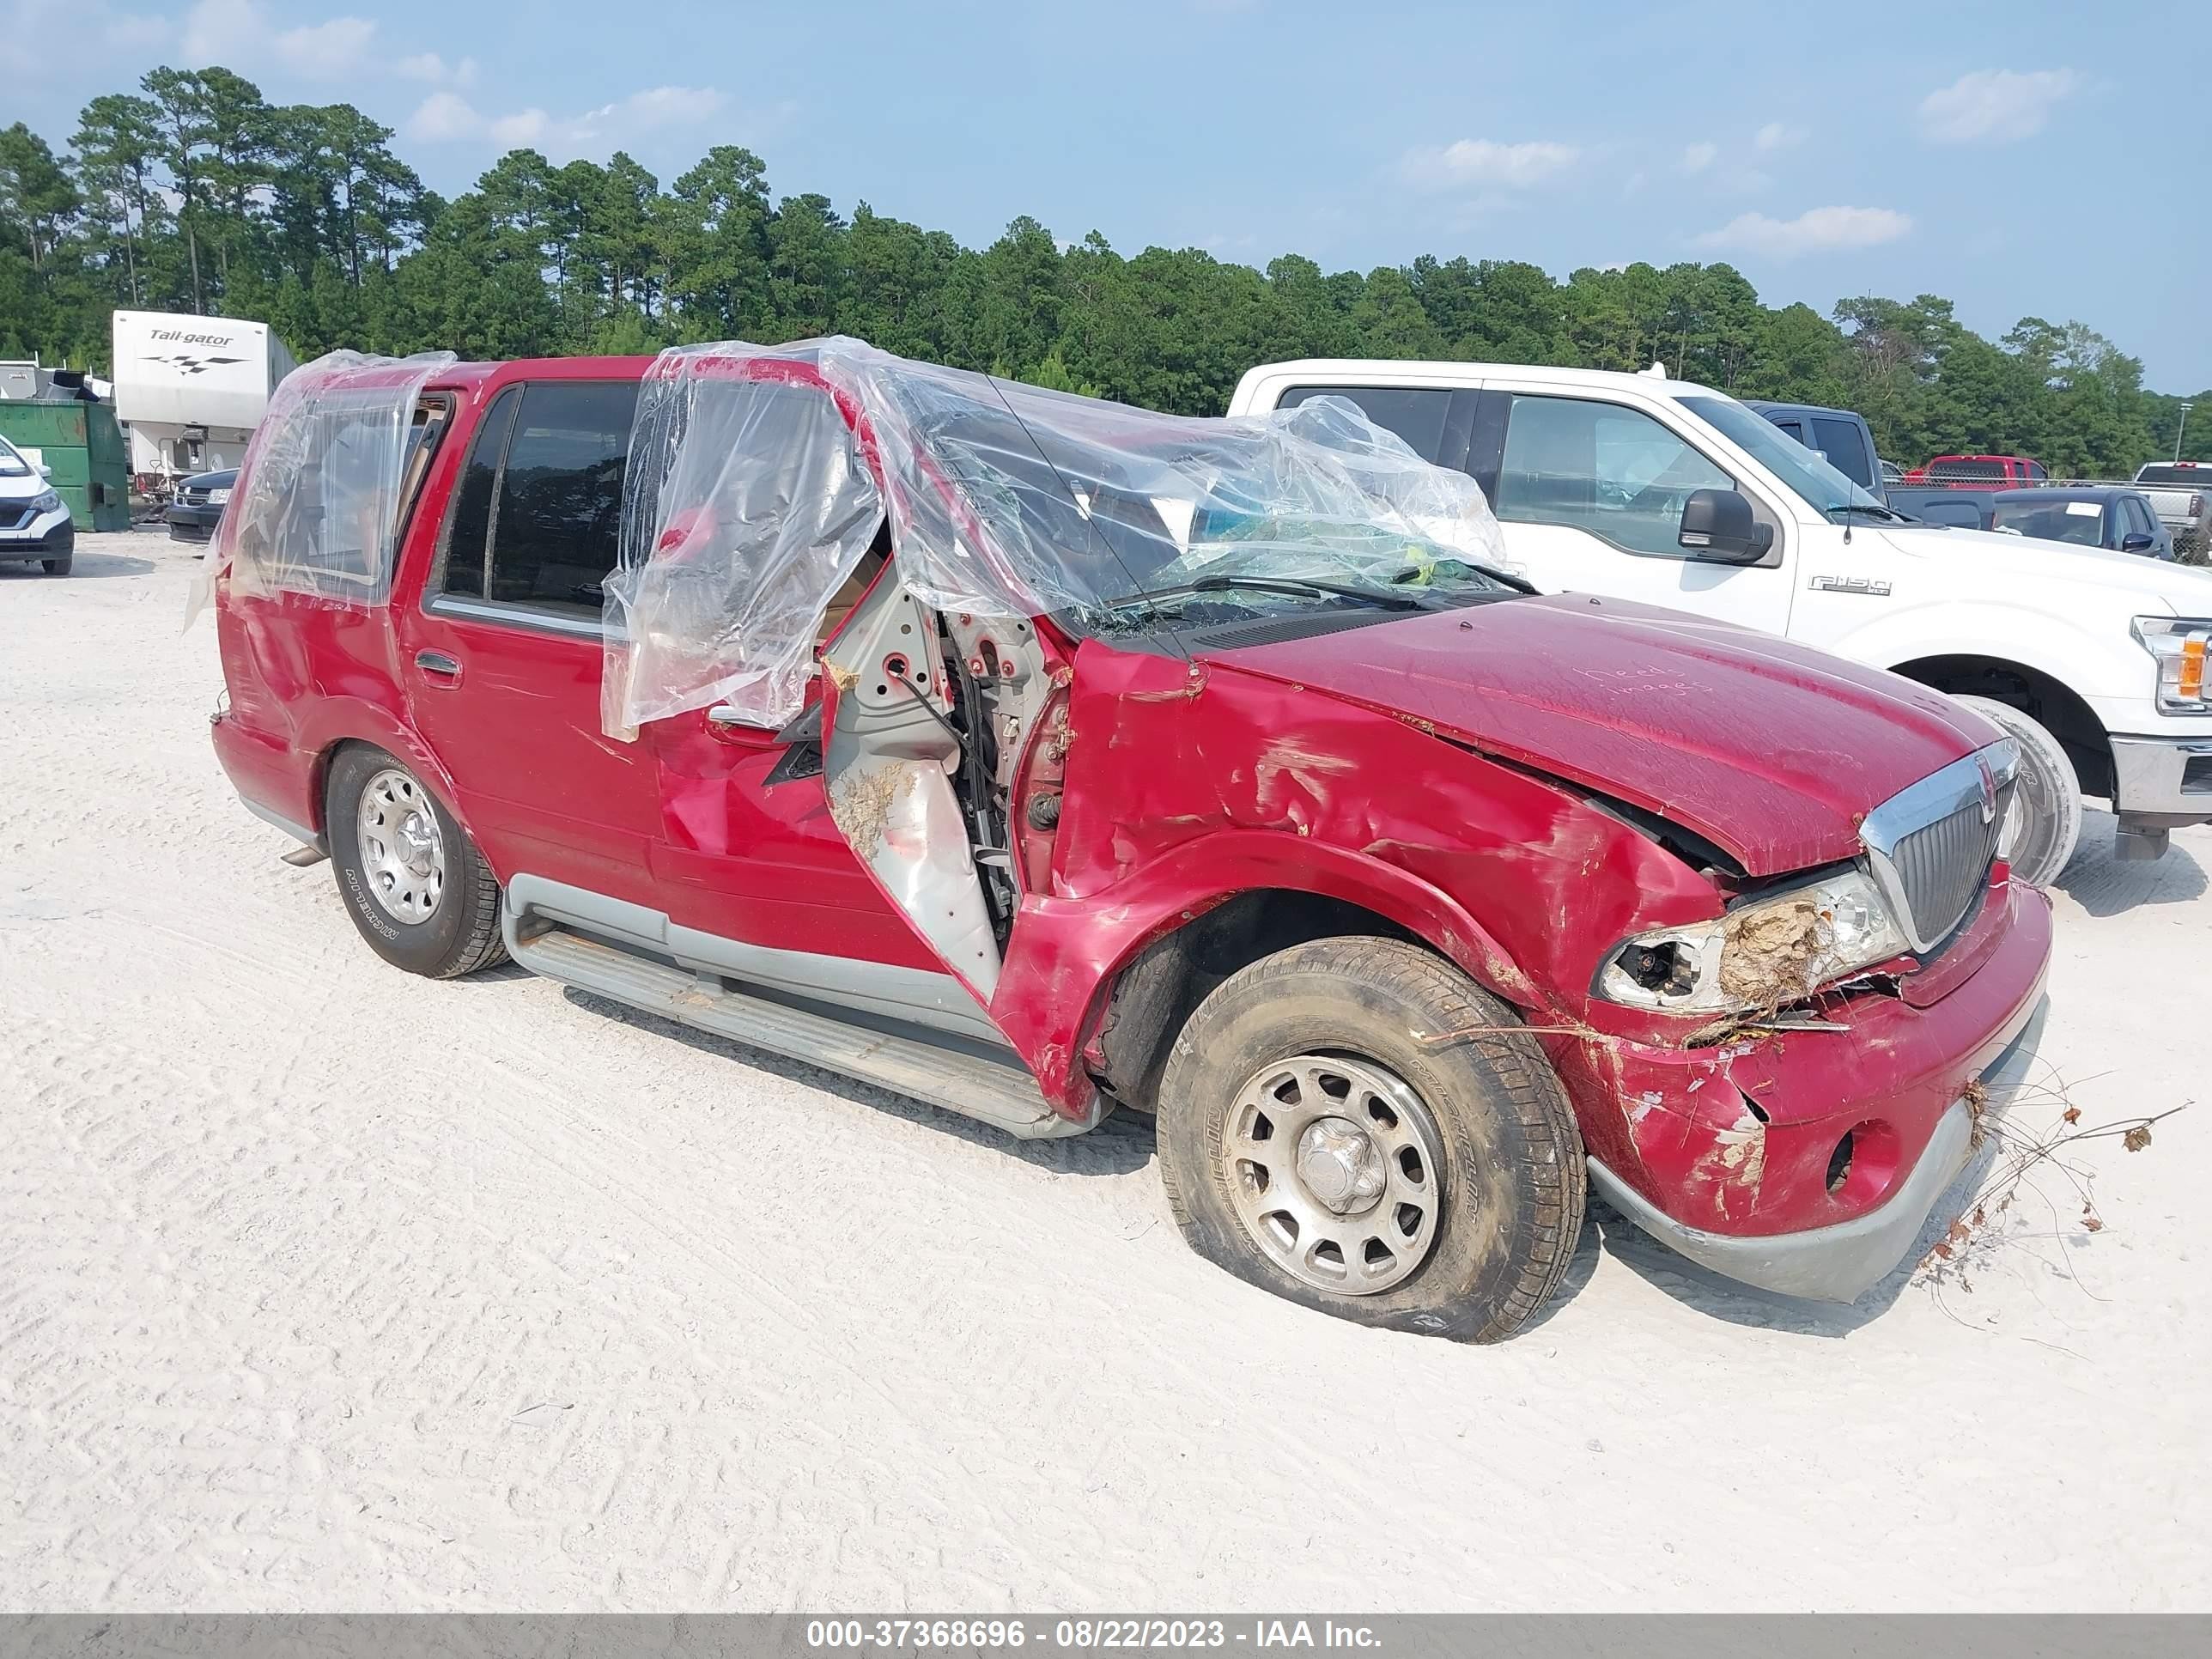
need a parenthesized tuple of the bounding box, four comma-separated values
(396, 372, 663, 908)
(1467, 386, 1795, 632)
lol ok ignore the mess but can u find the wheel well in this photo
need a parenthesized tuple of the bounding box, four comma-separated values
(1888, 655, 2112, 798)
(1091, 890, 1427, 1115)
(310, 738, 380, 837)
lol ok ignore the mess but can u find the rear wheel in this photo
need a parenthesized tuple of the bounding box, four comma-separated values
(325, 746, 507, 977)
(1955, 695, 2081, 887)
(1156, 938, 1584, 1342)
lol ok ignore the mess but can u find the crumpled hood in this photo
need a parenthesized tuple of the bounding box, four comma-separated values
(1203, 593, 1996, 876)
(1877, 522, 2212, 608)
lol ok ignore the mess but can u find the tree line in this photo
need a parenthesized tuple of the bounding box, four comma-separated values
(3, 64, 2203, 478)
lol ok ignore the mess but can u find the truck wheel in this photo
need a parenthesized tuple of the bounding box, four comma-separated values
(1954, 695, 2081, 887)
(42, 556, 71, 575)
(325, 746, 507, 978)
(1156, 938, 1584, 1342)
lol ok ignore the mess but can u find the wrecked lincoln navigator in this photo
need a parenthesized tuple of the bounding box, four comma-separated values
(206, 337, 2051, 1340)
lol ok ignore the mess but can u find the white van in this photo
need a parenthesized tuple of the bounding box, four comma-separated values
(1228, 360, 2212, 884)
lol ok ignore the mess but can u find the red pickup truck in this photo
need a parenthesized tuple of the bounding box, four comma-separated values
(207, 342, 2051, 1339)
(1904, 454, 2049, 487)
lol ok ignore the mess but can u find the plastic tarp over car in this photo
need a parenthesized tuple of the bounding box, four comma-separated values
(603, 336, 1510, 734)
(196, 349, 456, 617)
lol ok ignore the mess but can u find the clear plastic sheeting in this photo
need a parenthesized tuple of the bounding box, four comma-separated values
(605, 358, 884, 732)
(205, 349, 456, 612)
(605, 337, 1512, 735)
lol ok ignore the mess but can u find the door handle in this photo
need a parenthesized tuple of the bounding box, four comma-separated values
(415, 649, 462, 683)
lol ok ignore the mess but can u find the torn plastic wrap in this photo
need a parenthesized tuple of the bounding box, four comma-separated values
(193, 350, 455, 622)
(602, 336, 1511, 735)
(604, 355, 885, 733)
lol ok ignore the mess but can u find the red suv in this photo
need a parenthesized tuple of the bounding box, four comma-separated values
(1904, 454, 2049, 487)
(208, 342, 2051, 1340)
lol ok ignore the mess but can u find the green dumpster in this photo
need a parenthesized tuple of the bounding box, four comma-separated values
(0, 400, 132, 532)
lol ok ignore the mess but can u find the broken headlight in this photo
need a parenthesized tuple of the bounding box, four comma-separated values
(1595, 867, 1911, 1016)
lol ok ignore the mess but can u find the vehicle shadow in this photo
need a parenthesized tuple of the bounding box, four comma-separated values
(2052, 809, 2205, 915)
(1576, 996, 2051, 1337)
(0, 550, 155, 580)
(558, 984, 1157, 1177)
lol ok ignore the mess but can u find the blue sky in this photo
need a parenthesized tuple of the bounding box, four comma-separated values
(9, 0, 2206, 390)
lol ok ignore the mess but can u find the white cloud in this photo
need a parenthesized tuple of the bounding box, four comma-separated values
(1400, 138, 1580, 191)
(276, 16, 377, 79)
(397, 52, 478, 88)
(1679, 141, 1717, 174)
(404, 90, 484, 143)
(1918, 68, 2078, 144)
(1695, 205, 1912, 258)
(404, 84, 725, 159)
(1753, 121, 1808, 152)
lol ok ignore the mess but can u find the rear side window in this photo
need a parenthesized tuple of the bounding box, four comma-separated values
(436, 380, 638, 619)
(491, 382, 638, 613)
(1277, 385, 1465, 468)
(1810, 416, 1873, 486)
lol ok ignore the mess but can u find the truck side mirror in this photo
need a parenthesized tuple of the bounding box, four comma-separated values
(1678, 488, 1773, 563)
(37, 462, 52, 479)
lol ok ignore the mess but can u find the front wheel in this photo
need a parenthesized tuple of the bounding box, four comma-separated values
(1954, 695, 2082, 888)
(42, 556, 71, 575)
(325, 745, 507, 978)
(1156, 938, 1585, 1342)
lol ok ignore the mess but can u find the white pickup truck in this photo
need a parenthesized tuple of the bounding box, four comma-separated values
(2128, 462, 2212, 562)
(1227, 360, 2212, 884)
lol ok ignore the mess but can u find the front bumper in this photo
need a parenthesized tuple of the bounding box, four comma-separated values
(167, 504, 222, 541)
(1589, 1098, 1979, 1302)
(0, 509, 74, 561)
(2109, 734, 2212, 820)
(1552, 872, 2051, 1303)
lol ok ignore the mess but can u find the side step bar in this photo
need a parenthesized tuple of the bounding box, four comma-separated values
(509, 922, 1101, 1141)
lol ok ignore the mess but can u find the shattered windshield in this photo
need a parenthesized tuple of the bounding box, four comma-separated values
(606, 340, 1521, 732)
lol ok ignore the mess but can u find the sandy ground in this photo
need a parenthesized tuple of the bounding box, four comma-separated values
(0, 529, 2205, 1613)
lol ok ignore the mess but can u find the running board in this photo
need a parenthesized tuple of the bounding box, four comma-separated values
(509, 922, 1100, 1141)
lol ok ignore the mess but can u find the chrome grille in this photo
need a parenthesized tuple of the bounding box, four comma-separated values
(1887, 786, 2007, 946)
(178, 486, 210, 506)
(1861, 742, 2019, 953)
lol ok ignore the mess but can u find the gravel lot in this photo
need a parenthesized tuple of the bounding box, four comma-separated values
(1, 529, 2205, 1612)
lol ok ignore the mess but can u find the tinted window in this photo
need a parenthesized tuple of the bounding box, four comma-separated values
(1278, 386, 1457, 465)
(487, 381, 639, 616)
(2026, 461, 2047, 480)
(2136, 465, 2207, 487)
(1810, 416, 1873, 486)
(2124, 497, 2157, 538)
(1771, 418, 1805, 443)
(1494, 395, 1734, 556)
